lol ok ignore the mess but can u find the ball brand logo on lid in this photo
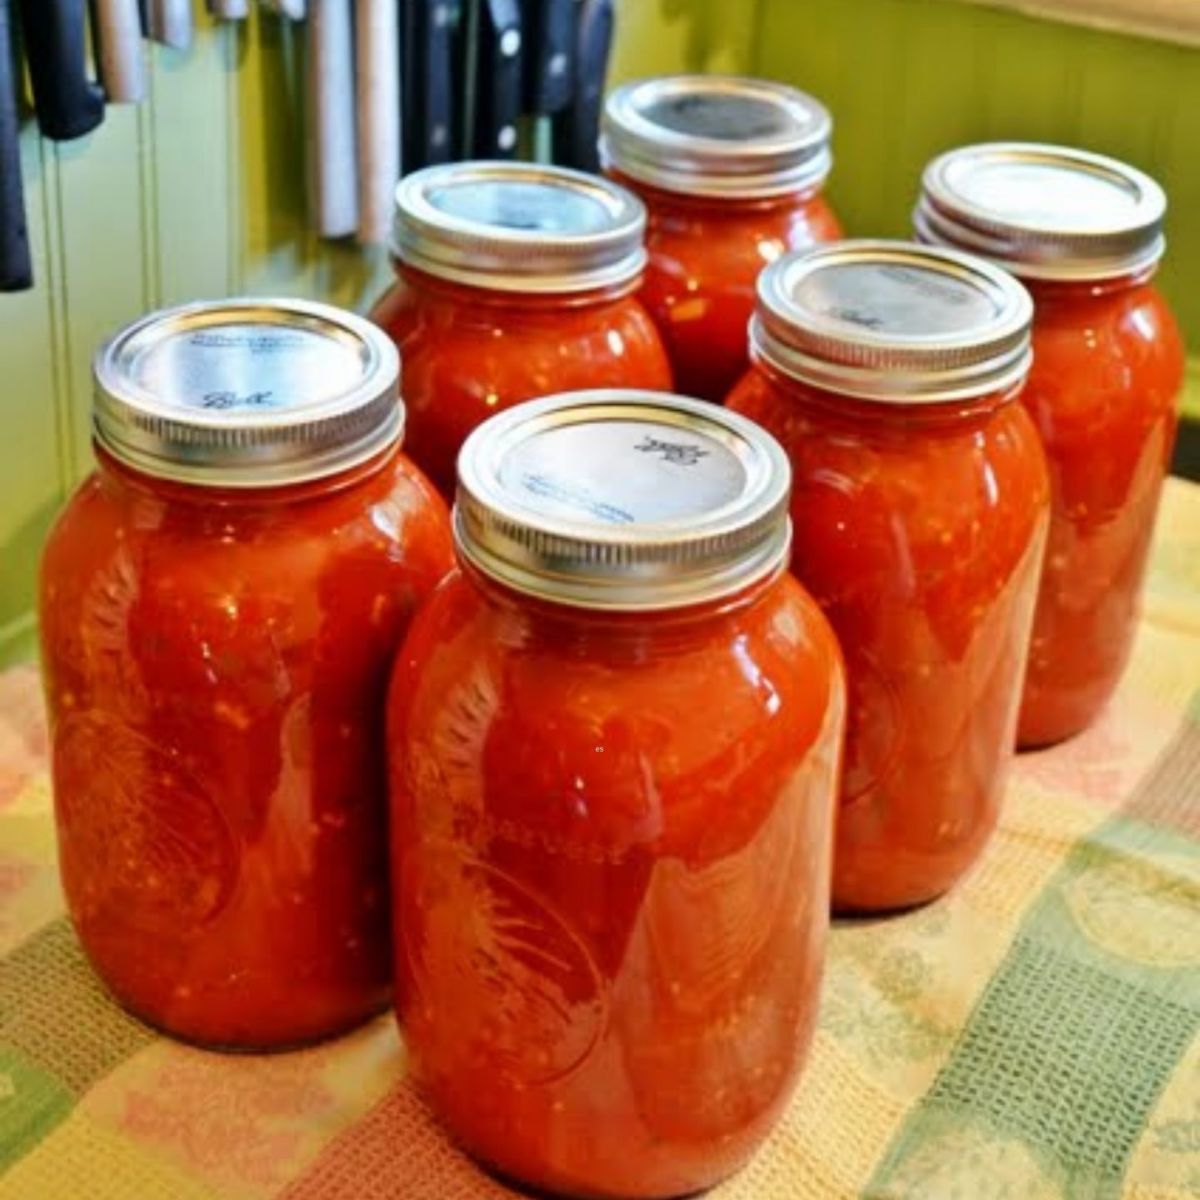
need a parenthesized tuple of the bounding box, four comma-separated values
(914, 142, 1167, 280)
(752, 240, 1033, 403)
(393, 162, 647, 295)
(602, 75, 834, 200)
(455, 391, 792, 611)
(93, 299, 402, 488)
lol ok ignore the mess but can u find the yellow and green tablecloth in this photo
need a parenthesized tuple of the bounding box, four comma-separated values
(3, 479, 1200, 1200)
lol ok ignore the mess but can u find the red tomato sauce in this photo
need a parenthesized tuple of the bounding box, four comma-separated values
(41, 446, 451, 1048)
(614, 173, 842, 402)
(391, 570, 843, 1196)
(388, 392, 844, 1196)
(1016, 274, 1183, 746)
(729, 366, 1049, 910)
(370, 268, 672, 498)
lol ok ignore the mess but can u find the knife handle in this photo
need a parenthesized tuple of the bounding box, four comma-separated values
(402, 0, 458, 171)
(145, 0, 192, 48)
(473, 0, 522, 158)
(0, 0, 31, 290)
(261, 0, 307, 17)
(551, 0, 610, 171)
(521, 0, 574, 116)
(94, 0, 147, 103)
(16, 0, 106, 140)
(356, 0, 401, 244)
(207, 0, 250, 18)
(307, 0, 358, 237)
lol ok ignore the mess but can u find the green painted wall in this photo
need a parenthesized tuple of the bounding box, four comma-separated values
(0, 0, 1196, 666)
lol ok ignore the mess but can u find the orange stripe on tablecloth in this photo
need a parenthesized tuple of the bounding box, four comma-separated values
(277, 1081, 519, 1200)
(0, 666, 47, 812)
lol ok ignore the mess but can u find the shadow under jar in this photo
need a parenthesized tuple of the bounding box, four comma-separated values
(39, 300, 454, 1049)
(388, 391, 845, 1198)
(601, 75, 842, 403)
(369, 161, 673, 500)
(727, 242, 1050, 912)
(915, 143, 1185, 747)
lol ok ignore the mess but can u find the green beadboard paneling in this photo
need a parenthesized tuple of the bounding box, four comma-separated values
(1, 0, 1198, 668)
(752, 0, 1200, 350)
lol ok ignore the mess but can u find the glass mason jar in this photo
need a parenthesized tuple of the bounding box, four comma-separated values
(728, 242, 1050, 911)
(39, 300, 454, 1049)
(602, 75, 843, 403)
(389, 391, 845, 1198)
(369, 162, 673, 499)
(915, 143, 1185, 747)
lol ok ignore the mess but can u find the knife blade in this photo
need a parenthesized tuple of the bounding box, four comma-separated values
(15, 0, 106, 140)
(402, 0, 458, 171)
(471, 0, 521, 158)
(93, 0, 148, 103)
(144, 0, 192, 48)
(0, 0, 31, 290)
(356, 0, 401, 243)
(552, 0, 610, 171)
(307, 0, 358, 237)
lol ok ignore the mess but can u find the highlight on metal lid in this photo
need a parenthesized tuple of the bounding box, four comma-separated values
(391, 161, 647, 294)
(914, 142, 1167, 281)
(751, 239, 1034, 403)
(93, 298, 403, 487)
(601, 75, 833, 199)
(455, 390, 793, 611)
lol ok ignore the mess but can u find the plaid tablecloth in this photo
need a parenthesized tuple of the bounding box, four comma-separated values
(2, 478, 1199, 1200)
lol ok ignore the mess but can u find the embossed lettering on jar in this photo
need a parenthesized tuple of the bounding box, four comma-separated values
(369, 161, 673, 499)
(915, 143, 1185, 746)
(602, 75, 842, 402)
(39, 300, 454, 1049)
(727, 242, 1050, 911)
(389, 391, 845, 1198)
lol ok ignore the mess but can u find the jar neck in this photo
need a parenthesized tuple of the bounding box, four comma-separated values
(1019, 262, 1159, 303)
(392, 261, 640, 310)
(94, 441, 399, 507)
(607, 167, 826, 215)
(461, 555, 786, 655)
(753, 354, 1021, 432)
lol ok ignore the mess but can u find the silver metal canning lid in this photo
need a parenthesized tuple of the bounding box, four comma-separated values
(391, 161, 647, 293)
(601, 75, 833, 199)
(93, 298, 403, 487)
(751, 240, 1034, 403)
(914, 142, 1167, 281)
(455, 390, 792, 611)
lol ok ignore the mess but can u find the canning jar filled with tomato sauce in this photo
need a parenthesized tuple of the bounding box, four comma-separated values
(915, 143, 1184, 747)
(39, 300, 454, 1049)
(369, 162, 672, 499)
(728, 242, 1049, 911)
(389, 391, 845, 1198)
(601, 75, 842, 403)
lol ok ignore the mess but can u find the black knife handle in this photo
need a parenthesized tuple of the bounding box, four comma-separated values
(0, 0, 31, 290)
(16, 0, 106, 140)
(551, 0, 610, 171)
(521, 0, 574, 116)
(403, 0, 458, 171)
(473, 0, 522, 158)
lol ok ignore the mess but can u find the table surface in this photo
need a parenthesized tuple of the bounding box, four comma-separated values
(2, 478, 1199, 1200)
